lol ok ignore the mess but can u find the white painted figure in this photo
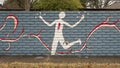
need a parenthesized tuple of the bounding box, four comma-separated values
(39, 12, 84, 55)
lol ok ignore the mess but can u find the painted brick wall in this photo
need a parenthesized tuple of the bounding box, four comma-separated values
(0, 11, 120, 56)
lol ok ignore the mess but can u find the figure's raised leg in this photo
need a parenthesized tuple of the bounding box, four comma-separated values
(60, 38, 81, 49)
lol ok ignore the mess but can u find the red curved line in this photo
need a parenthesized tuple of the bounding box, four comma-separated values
(0, 25, 24, 42)
(29, 35, 51, 51)
(34, 35, 72, 54)
(22, 18, 120, 55)
(28, 30, 51, 51)
(0, 23, 6, 31)
(0, 14, 23, 51)
(4, 43, 11, 51)
(28, 30, 72, 55)
(4, 14, 18, 33)
(38, 36, 72, 54)
(71, 19, 120, 53)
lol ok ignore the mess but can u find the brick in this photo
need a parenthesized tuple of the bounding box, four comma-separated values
(0, 11, 119, 56)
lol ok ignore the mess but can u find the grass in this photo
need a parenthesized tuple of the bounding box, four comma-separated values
(0, 56, 120, 68)
(0, 62, 120, 68)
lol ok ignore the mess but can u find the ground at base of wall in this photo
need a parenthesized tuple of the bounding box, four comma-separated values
(0, 56, 120, 63)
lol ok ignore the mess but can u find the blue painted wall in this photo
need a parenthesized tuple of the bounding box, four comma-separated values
(0, 11, 120, 56)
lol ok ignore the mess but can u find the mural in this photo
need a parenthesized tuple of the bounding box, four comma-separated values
(0, 14, 24, 50)
(39, 12, 84, 55)
(0, 11, 120, 56)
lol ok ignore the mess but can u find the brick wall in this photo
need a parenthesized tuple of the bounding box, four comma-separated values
(0, 11, 120, 56)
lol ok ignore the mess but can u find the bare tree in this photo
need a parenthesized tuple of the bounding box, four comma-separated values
(25, 0, 36, 11)
(85, 0, 118, 9)
(25, 0, 30, 11)
(17, 0, 25, 9)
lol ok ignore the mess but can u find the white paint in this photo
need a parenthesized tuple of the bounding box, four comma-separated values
(39, 12, 84, 55)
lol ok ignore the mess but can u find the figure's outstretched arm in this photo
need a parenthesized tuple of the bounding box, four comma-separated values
(39, 16, 55, 26)
(64, 15, 85, 28)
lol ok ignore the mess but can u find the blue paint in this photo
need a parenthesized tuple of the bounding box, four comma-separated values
(0, 11, 120, 56)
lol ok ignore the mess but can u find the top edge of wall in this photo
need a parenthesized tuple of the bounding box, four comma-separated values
(0, 9, 120, 11)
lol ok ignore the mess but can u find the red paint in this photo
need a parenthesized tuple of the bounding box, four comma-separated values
(0, 25, 24, 41)
(29, 33, 51, 51)
(0, 23, 5, 30)
(71, 18, 120, 53)
(1, 14, 120, 55)
(0, 14, 23, 51)
(57, 23, 61, 30)
(27, 18, 120, 55)
(28, 30, 72, 54)
(0, 14, 23, 41)
(4, 14, 18, 33)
